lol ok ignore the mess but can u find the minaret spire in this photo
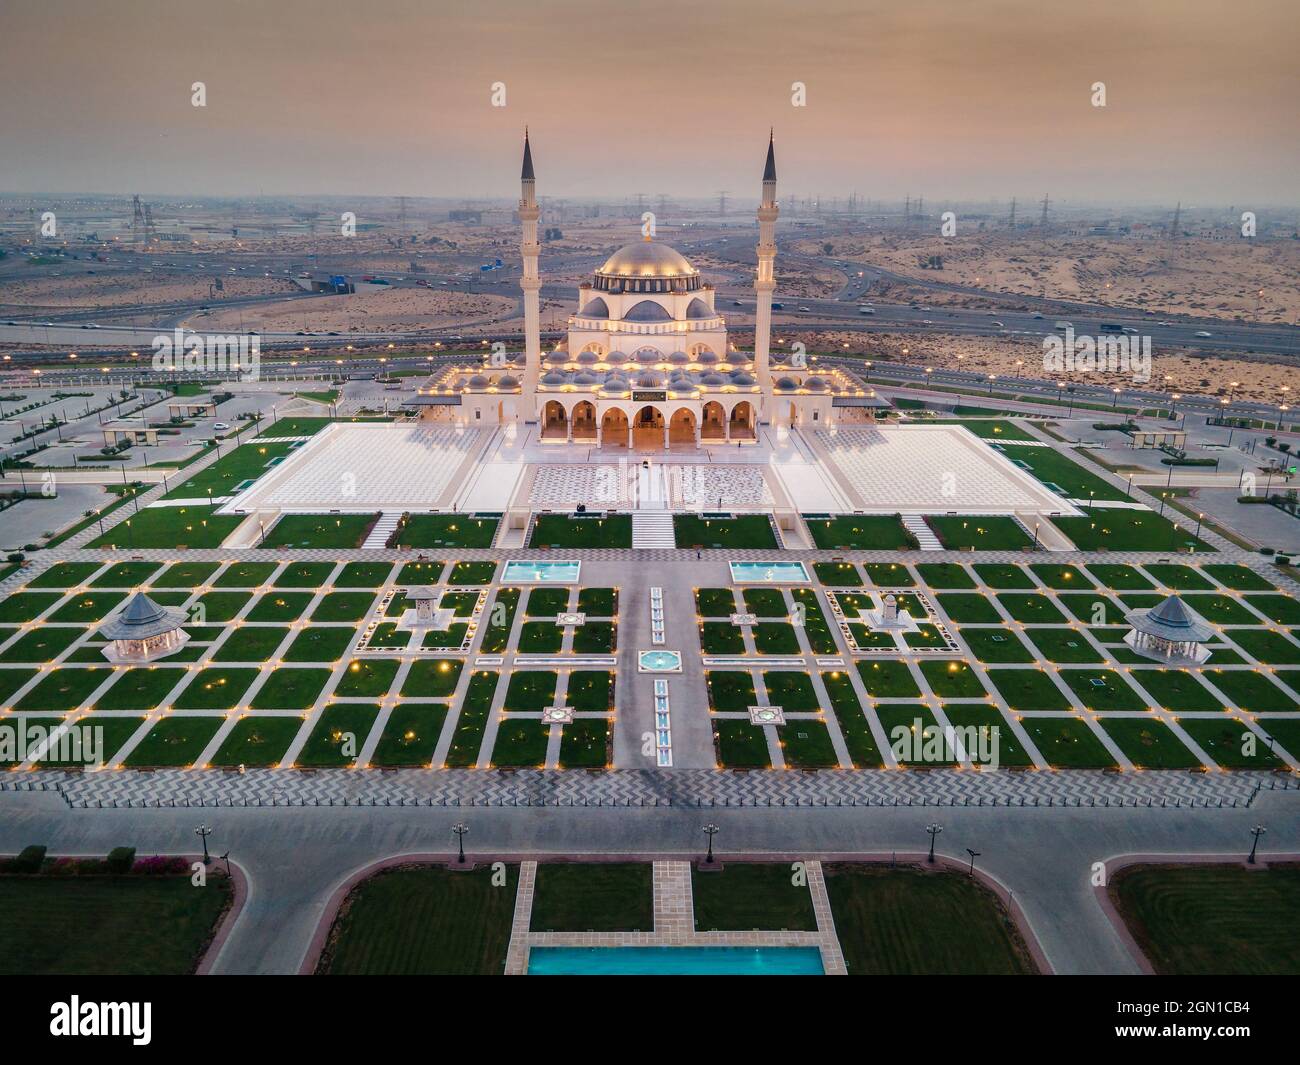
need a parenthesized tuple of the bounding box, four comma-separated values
(753, 131, 779, 408)
(519, 129, 541, 412)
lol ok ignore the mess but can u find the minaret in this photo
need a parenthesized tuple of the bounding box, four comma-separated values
(753, 130, 778, 411)
(519, 129, 542, 416)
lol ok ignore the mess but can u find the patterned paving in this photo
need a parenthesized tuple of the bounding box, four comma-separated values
(528, 463, 772, 509)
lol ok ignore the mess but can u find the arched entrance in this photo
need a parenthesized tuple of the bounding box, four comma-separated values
(701, 401, 726, 440)
(542, 400, 568, 440)
(729, 401, 756, 441)
(633, 405, 666, 451)
(572, 400, 596, 441)
(599, 407, 629, 449)
(669, 407, 697, 446)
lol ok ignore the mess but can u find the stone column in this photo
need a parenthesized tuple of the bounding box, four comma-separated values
(663, 420, 670, 451)
(694, 421, 702, 449)
(724, 416, 731, 442)
(596, 423, 603, 449)
(628, 422, 634, 450)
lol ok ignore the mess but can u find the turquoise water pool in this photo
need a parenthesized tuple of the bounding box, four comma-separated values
(728, 561, 810, 583)
(638, 650, 682, 673)
(501, 560, 581, 583)
(528, 946, 824, 975)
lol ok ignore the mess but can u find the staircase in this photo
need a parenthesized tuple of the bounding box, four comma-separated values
(632, 511, 676, 549)
(901, 514, 943, 551)
(363, 511, 402, 549)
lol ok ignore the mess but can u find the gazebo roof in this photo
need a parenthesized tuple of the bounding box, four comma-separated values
(99, 592, 188, 641)
(1124, 595, 1213, 644)
(407, 586, 438, 600)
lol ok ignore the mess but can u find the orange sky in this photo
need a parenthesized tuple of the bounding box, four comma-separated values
(2, 0, 1297, 204)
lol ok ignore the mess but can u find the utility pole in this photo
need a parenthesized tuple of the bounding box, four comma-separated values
(1039, 193, 1050, 233)
(1170, 201, 1182, 241)
(1008, 197, 1016, 228)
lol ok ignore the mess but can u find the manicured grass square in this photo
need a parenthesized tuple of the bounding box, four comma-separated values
(249, 667, 329, 709)
(370, 704, 447, 767)
(394, 513, 498, 548)
(974, 564, 1034, 589)
(807, 514, 914, 550)
(1085, 564, 1153, 591)
(998, 594, 1066, 624)
(1060, 668, 1146, 711)
(491, 720, 551, 767)
(1132, 669, 1222, 712)
(692, 861, 818, 931)
(1245, 595, 1300, 625)
(312, 592, 376, 622)
(1202, 565, 1274, 591)
(857, 659, 920, 698)
(90, 562, 161, 587)
(402, 659, 464, 699)
(284, 626, 356, 663)
(1097, 718, 1201, 769)
(1205, 670, 1298, 712)
(1054, 510, 1212, 553)
(421, 624, 470, 649)
(875, 704, 955, 766)
(1181, 594, 1260, 625)
(246, 592, 312, 622)
(531, 864, 652, 932)
(1226, 629, 1300, 664)
(558, 719, 610, 768)
(479, 588, 519, 654)
(439, 592, 479, 618)
(865, 562, 915, 588)
(696, 587, 737, 616)
(986, 668, 1070, 711)
(333, 658, 399, 698)
(675, 514, 777, 549)
(707, 670, 756, 711)
(526, 587, 570, 616)
(394, 561, 444, 585)
(172, 668, 258, 710)
(821, 669, 883, 766)
(915, 563, 975, 589)
(576, 588, 617, 616)
(123, 716, 223, 767)
(1030, 564, 1093, 589)
(27, 562, 102, 588)
(33, 716, 144, 768)
(210, 716, 304, 767)
(1144, 564, 1214, 591)
(448, 562, 496, 585)
(960, 627, 1034, 664)
(296, 704, 378, 767)
(91, 508, 244, 549)
(214, 562, 277, 588)
(517, 621, 562, 654)
(1020, 718, 1116, 768)
(442, 670, 498, 768)
(937, 594, 1001, 624)
(941, 704, 1033, 767)
(742, 588, 787, 617)
(337, 561, 395, 587)
(529, 513, 631, 548)
(14, 668, 108, 712)
(0, 627, 84, 663)
(1025, 627, 1103, 664)
(263, 513, 377, 549)
(366, 623, 411, 649)
(920, 659, 986, 699)
(502, 670, 556, 710)
(0, 668, 38, 704)
(700, 622, 744, 654)
(573, 621, 616, 654)
(0, 593, 60, 622)
(753, 622, 799, 654)
(93, 668, 185, 712)
(212, 626, 289, 662)
(778, 720, 838, 767)
(928, 516, 1032, 551)
(904, 623, 948, 649)
(713, 720, 771, 768)
(49, 592, 125, 623)
(194, 591, 251, 623)
(154, 561, 219, 587)
(814, 562, 862, 586)
(763, 671, 819, 711)
(1056, 594, 1126, 625)
(1176, 719, 1282, 769)
(567, 670, 613, 710)
(273, 562, 335, 588)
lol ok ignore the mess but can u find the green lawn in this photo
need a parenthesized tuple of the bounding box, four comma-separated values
(370, 704, 447, 767)
(986, 668, 1071, 711)
(1202, 565, 1274, 591)
(296, 704, 378, 767)
(857, 660, 920, 698)
(864, 562, 915, 587)
(336, 561, 395, 587)
(0, 592, 60, 623)
(0, 874, 233, 975)
(1131, 669, 1221, 712)
(824, 864, 1037, 974)
(93, 667, 185, 711)
(318, 864, 518, 975)
(915, 563, 975, 589)
(1097, 718, 1202, 769)
(393, 513, 499, 549)
(249, 668, 330, 709)
(763, 671, 820, 710)
(707, 670, 756, 711)
(213, 562, 277, 587)
(246, 592, 313, 622)
(1084, 564, 1154, 590)
(1030, 564, 1094, 589)
(1053, 509, 1213, 552)
(742, 587, 787, 617)
(573, 621, 616, 654)
(791, 588, 839, 654)
(973, 564, 1035, 589)
(692, 863, 817, 931)
(1226, 629, 1300, 664)
(807, 515, 915, 550)
(49, 591, 125, 623)
(89, 507, 244, 549)
(284, 626, 356, 663)
(274, 562, 336, 588)
(1060, 668, 1147, 711)
(529, 514, 632, 548)
(1204, 669, 1298, 712)
(162, 439, 297, 500)
(999, 443, 1125, 500)
(1180, 594, 1262, 625)
(518, 620, 563, 653)
(1024, 627, 1103, 664)
(997, 593, 1066, 624)
(814, 561, 862, 586)
(401, 659, 463, 699)
(822, 670, 883, 767)
(1144, 564, 1215, 590)
(576, 587, 617, 616)
(1019, 718, 1116, 768)
(700, 621, 745, 654)
(530, 864, 653, 932)
(212, 626, 289, 662)
(14, 668, 110, 713)
(442, 670, 498, 768)
(26, 562, 102, 588)
(394, 560, 444, 585)
(558, 718, 610, 768)
(1246, 595, 1300, 625)
(525, 587, 570, 616)
(937, 593, 1001, 623)
(960, 627, 1034, 664)
(696, 587, 737, 616)
(928, 516, 1033, 551)
(333, 658, 399, 698)
(90, 561, 161, 587)
(0, 626, 85, 663)
(503, 670, 557, 710)
(942, 704, 1033, 766)
(124, 716, 224, 766)
(920, 660, 986, 699)
(675, 514, 778, 549)
(875, 704, 954, 765)
(1176, 719, 1282, 768)
(490, 720, 550, 767)
(447, 561, 497, 585)
(1110, 864, 1300, 975)
(208, 715, 302, 766)
(263, 513, 377, 549)
(567, 670, 613, 711)
(778, 720, 839, 767)
(312, 592, 376, 623)
(479, 588, 519, 654)
(713, 720, 771, 767)
(753, 622, 799, 654)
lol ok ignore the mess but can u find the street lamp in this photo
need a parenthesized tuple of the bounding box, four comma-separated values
(966, 847, 981, 877)
(1032, 522, 1040, 550)
(452, 822, 469, 864)
(1248, 825, 1266, 865)
(926, 823, 943, 864)
(195, 824, 213, 865)
(703, 823, 719, 864)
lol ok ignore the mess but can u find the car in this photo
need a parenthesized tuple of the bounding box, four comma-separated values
(1031, 313, 1044, 320)
(991, 320, 1004, 327)
(212, 422, 231, 431)
(921, 319, 933, 325)
(3, 321, 15, 326)
(80, 324, 91, 329)
(798, 306, 810, 312)
(1195, 330, 1213, 338)
(1158, 321, 1171, 327)
(732, 300, 743, 306)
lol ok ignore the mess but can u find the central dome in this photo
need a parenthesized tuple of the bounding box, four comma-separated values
(597, 240, 697, 279)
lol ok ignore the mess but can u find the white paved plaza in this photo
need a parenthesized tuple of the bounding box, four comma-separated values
(815, 425, 1081, 516)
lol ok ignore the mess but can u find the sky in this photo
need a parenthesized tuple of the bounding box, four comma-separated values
(1, 0, 1297, 206)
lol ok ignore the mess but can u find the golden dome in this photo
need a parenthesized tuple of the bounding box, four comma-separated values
(597, 241, 697, 279)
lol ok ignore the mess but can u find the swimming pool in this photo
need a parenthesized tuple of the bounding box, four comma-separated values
(527, 946, 824, 975)
(501, 560, 581, 583)
(728, 561, 810, 584)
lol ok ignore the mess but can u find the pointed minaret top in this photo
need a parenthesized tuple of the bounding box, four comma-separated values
(763, 129, 776, 183)
(521, 128, 535, 181)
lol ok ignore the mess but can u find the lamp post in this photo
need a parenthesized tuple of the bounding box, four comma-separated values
(1248, 824, 1266, 865)
(703, 823, 719, 864)
(195, 823, 213, 865)
(966, 847, 981, 878)
(1032, 522, 1040, 550)
(452, 822, 469, 864)
(926, 823, 942, 864)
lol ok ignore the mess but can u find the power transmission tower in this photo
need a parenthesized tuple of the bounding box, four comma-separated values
(1008, 197, 1016, 228)
(131, 195, 145, 247)
(1169, 201, 1181, 241)
(1039, 193, 1050, 233)
(904, 195, 910, 222)
(717, 191, 728, 217)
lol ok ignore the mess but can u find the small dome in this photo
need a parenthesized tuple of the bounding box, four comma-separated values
(776, 376, 798, 392)
(636, 371, 664, 388)
(804, 376, 829, 392)
(600, 377, 628, 394)
(700, 372, 726, 386)
(541, 371, 567, 386)
(576, 350, 599, 364)
(669, 382, 695, 397)
(497, 375, 520, 389)
(730, 371, 756, 386)
(545, 349, 568, 364)
(506, 351, 525, 365)
(597, 241, 697, 279)
(572, 370, 599, 386)
(696, 349, 719, 365)
(668, 350, 689, 365)
(606, 350, 629, 365)
(623, 300, 673, 323)
(578, 297, 610, 319)
(466, 374, 489, 390)
(685, 297, 713, 319)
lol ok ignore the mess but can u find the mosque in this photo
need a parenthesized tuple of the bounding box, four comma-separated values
(415, 132, 864, 450)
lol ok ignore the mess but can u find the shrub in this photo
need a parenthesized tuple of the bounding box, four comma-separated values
(106, 846, 137, 874)
(12, 844, 47, 873)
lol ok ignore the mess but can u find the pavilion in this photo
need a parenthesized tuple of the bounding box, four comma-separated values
(99, 592, 190, 664)
(1123, 595, 1214, 665)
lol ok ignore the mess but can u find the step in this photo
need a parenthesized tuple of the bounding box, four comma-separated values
(632, 512, 676, 549)
(901, 514, 943, 551)
(362, 511, 403, 550)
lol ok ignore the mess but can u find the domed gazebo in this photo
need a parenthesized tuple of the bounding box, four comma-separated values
(1124, 595, 1214, 665)
(100, 592, 189, 664)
